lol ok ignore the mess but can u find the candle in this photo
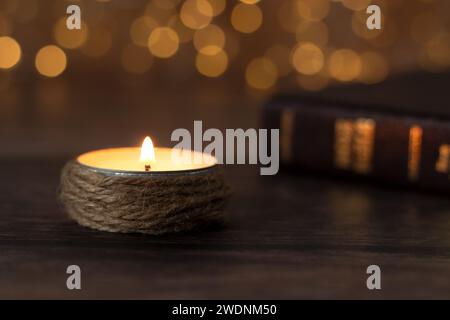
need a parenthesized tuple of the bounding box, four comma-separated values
(60, 136, 229, 235)
(77, 136, 217, 173)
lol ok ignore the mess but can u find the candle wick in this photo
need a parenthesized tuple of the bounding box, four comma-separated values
(145, 164, 151, 172)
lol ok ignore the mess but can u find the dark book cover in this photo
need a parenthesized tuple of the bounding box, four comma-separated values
(262, 72, 450, 192)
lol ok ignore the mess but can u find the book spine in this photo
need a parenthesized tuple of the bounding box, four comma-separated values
(263, 98, 450, 192)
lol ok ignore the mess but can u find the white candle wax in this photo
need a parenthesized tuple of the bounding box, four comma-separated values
(77, 147, 216, 173)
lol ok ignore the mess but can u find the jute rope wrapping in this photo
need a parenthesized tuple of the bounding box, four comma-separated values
(60, 160, 230, 235)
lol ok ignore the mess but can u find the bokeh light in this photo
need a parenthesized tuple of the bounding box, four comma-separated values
(194, 24, 225, 55)
(245, 57, 278, 90)
(196, 49, 228, 77)
(328, 49, 362, 82)
(358, 51, 389, 84)
(130, 16, 158, 47)
(53, 17, 89, 50)
(0, 0, 448, 95)
(148, 27, 179, 58)
(208, 0, 226, 17)
(291, 42, 324, 75)
(167, 15, 195, 43)
(296, 0, 330, 21)
(231, 3, 263, 34)
(180, 0, 213, 30)
(420, 32, 450, 72)
(0, 36, 21, 69)
(35, 45, 67, 77)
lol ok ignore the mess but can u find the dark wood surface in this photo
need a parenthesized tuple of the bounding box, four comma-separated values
(1, 72, 450, 299)
(1, 157, 450, 299)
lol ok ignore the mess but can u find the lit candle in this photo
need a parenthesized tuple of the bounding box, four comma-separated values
(77, 136, 216, 174)
(60, 136, 228, 235)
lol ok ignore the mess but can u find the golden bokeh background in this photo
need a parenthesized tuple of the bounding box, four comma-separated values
(0, 0, 450, 90)
(0, 0, 448, 157)
(0, 0, 449, 91)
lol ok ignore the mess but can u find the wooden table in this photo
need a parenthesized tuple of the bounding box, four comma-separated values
(1, 72, 450, 299)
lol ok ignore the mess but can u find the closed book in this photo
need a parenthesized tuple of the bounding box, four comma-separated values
(263, 94, 450, 192)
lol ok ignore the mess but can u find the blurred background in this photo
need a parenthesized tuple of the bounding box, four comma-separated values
(0, 0, 449, 157)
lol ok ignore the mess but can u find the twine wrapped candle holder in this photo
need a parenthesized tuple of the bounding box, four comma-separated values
(60, 145, 230, 235)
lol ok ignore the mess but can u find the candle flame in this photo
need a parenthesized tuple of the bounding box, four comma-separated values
(140, 136, 156, 162)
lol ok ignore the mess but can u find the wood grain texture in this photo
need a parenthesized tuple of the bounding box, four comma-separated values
(1, 157, 450, 299)
(1, 72, 450, 299)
